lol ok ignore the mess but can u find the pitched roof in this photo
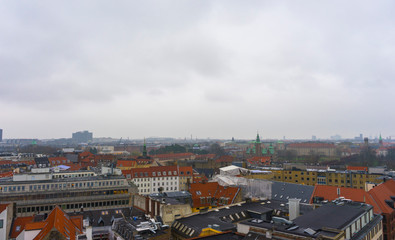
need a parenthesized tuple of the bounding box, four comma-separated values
(310, 185, 380, 213)
(0, 171, 13, 178)
(346, 166, 368, 172)
(368, 179, 395, 214)
(247, 156, 271, 166)
(25, 206, 83, 240)
(0, 203, 8, 214)
(117, 159, 137, 168)
(10, 216, 34, 238)
(190, 182, 240, 208)
(271, 181, 314, 204)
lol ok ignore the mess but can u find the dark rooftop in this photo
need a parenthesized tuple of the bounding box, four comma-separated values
(293, 202, 372, 231)
(271, 181, 314, 204)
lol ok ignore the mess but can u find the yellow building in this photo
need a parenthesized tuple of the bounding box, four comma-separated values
(248, 169, 384, 189)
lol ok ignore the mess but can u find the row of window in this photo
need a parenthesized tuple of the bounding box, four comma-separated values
(53, 172, 95, 178)
(16, 199, 130, 214)
(134, 177, 178, 181)
(132, 170, 191, 178)
(1, 180, 124, 193)
(138, 186, 177, 193)
(136, 181, 177, 187)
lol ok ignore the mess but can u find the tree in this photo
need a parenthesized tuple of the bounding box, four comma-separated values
(208, 143, 225, 156)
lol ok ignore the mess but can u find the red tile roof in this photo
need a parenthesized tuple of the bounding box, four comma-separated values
(310, 185, 380, 213)
(190, 182, 240, 208)
(368, 179, 395, 214)
(27, 206, 83, 240)
(10, 216, 34, 238)
(117, 159, 137, 168)
(0, 171, 13, 178)
(248, 156, 271, 166)
(0, 203, 8, 214)
(347, 166, 368, 172)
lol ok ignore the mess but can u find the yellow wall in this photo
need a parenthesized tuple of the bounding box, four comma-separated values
(248, 170, 384, 188)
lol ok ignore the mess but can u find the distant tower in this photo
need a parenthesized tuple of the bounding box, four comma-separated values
(364, 137, 369, 146)
(142, 138, 147, 157)
(379, 134, 383, 146)
(0, 129, 2, 142)
(255, 133, 262, 157)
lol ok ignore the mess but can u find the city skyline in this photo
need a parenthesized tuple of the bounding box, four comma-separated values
(1, 1, 395, 139)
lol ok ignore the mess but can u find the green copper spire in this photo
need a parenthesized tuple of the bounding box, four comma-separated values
(143, 138, 147, 157)
(256, 132, 261, 143)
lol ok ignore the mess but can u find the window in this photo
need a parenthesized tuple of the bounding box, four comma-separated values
(0, 219, 3, 228)
(163, 171, 166, 176)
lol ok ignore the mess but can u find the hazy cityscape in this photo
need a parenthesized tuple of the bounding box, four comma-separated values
(1, 1, 395, 240)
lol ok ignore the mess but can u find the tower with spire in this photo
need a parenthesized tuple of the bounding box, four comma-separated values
(255, 132, 263, 157)
(142, 138, 148, 158)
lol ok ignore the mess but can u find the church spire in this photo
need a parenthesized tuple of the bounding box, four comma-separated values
(256, 132, 261, 143)
(143, 138, 147, 157)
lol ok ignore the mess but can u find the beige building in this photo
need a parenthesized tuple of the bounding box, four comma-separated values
(287, 142, 337, 157)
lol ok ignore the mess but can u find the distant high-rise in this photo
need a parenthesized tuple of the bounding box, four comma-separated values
(312, 135, 317, 140)
(0, 128, 2, 142)
(72, 130, 93, 143)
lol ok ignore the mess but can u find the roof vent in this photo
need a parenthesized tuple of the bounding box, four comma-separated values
(304, 228, 316, 235)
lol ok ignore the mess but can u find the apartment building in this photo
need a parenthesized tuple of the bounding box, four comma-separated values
(238, 200, 382, 240)
(122, 166, 193, 195)
(0, 169, 133, 217)
(270, 169, 383, 189)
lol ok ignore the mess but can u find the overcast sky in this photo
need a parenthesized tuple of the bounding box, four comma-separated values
(1, 1, 394, 140)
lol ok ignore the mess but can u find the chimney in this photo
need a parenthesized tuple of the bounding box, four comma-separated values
(288, 198, 300, 221)
(86, 226, 93, 240)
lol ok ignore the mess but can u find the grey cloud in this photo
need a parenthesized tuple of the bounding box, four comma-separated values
(1, 0, 395, 138)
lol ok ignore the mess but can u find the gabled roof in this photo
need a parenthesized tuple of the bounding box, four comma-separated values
(10, 216, 34, 238)
(368, 179, 395, 214)
(310, 185, 380, 213)
(25, 206, 83, 240)
(190, 182, 240, 208)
